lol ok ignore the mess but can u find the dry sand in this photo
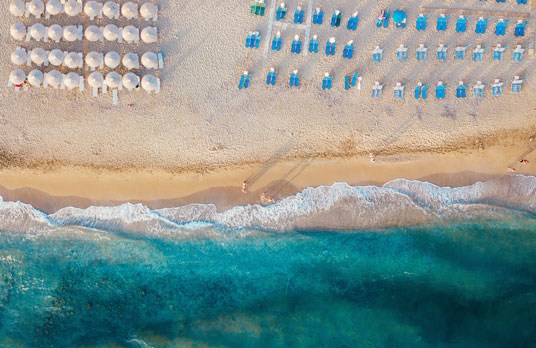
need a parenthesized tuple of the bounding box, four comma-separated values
(0, 0, 535, 210)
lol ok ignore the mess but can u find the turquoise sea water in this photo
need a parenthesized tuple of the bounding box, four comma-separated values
(1, 219, 536, 348)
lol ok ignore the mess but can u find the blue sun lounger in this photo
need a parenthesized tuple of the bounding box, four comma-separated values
(376, 10, 390, 28)
(436, 83, 446, 99)
(289, 71, 299, 87)
(246, 32, 260, 48)
(372, 47, 383, 62)
(492, 80, 503, 96)
(455, 45, 468, 60)
(514, 20, 527, 37)
(416, 45, 427, 61)
(343, 41, 354, 59)
(345, 74, 360, 90)
(513, 45, 525, 62)
(271, 33, 282, 51)
(345, 75, 350, 90)
(518, 0, 527, 4)
(473, 46, 485, 62)
(351, 72, 360, 87)
(266, 69, 276, 86)
(495, 19, 508, 36)
(294, 7, 304, 24)
(347, 12, 359, 30)
(475, 17, 490, 34)
(238, 72, 250, 89)
(394, 83, 405, 100)
(325, 39, 336, 56)
(331, 11, 342, 27)
(493, 44, 506, 60)
(511, 77, 523, 92)
(371, 82, 383, 98)
(473, 82, 485, 97)
(313, 8, 323, 24)
(397, 45, 408, 61)
(456, 82, 467, 98)
(291, 36, 302, 54)
(322, 74, 333, 90)
(309, 36, 319, 53)
(414, 83, 422, 99)
(436, 15, 450, 31)
(436, 44, 448, 61)
(456, 16, 468, 32)
(383, 10, 390, 28)
(416, 14, 428, 30)
(276, 4, 287, 20)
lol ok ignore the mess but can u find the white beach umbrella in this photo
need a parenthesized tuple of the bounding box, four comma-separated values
(140, 3, 157, 20)
(103, 1, 119, 19)
(30, 48, 47, 65)
(141, 52, 158, 69)
(105, 72, 122, 89)
(85, 26, 102, 42)
(64, 0, 82, 16)
(10, 0, 25, 17)
(104, 51, 121, 69)
(122, 53, 139, 70)
(64, 72, 81, 89)
(10, 69, 26, 85)
(63, 25, 81, 42)
(28, 0, 45, 17)
(48, 49, 65, 66)
(84, 1, 103, 19)
(122, 26, 139, 43)
(121, 2, 138, 19)
(103, 24, 119, 41)
(46, 0, 63, 16)
(141, 27, 158, 43)
(11, 47, 27, 65)
(85, 51, 103, 69)
(29, 23, 46, 41)
(141, 74, 158, 93)
(64, 52, 82, 69)
(88, 71, 104, 88)
(48, 24, 63, 42)
(122, 72, 139, 90)
(10, 23, 26, 41)
(28, 70, 44, 87)
(45, 70, 63, 88)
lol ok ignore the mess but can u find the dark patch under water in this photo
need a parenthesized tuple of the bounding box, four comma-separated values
(1, 219, 536, 348)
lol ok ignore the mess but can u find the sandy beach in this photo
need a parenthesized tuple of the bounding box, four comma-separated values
(1, 0, 536, 211)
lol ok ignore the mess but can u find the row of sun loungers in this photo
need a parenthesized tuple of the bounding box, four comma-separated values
(10, 0, 158, 21)
(10, 23, 158, 44)
(11, 47, 165, 70)
(238, 70, 523, 97)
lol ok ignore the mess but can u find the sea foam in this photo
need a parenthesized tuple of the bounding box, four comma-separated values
(0, 175, 534, 235)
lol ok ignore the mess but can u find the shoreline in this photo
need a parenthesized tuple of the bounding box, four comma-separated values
(0, 140, 535, 214)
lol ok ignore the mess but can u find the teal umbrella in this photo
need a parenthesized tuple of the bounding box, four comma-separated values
(392, 10, 406, 23)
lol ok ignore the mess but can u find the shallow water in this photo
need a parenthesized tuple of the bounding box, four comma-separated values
(1, 218, 536, 348)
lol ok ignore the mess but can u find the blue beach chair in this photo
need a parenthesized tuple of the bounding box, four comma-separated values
(436, 14, 450, 31)
(515, 20, 527, 37)
(436, 44, 448, 61)
(435, 82, 446, 99)
(343, 41, 354, 59)
(266, 68, 276, 86)
(238, 71, 250, 89)
(372, 82, 383, 98)
(383, 10, 390, 28)
(456, 16, 468, 32)
(414, 82, 428, 99)
(473, 82, 485, 98)
(325, 38, 336, 56)
(455, 45, 468, 60)
(372, 46, 383, 63)
(422, 84, 428, 99)
(331, 10, 342, 27)
(289, 70, 299, 87)
(416, 44, 427, 61)
(475, 17, 490, 34)
(513, 45, 525, 62)
(309, 35, 319, 53)
(347, 12, 359, 30)
(397, 45, 407, 61)
(376, 9, 390, 28)
(518, 0, 527, 4)
(313, 8, 323, 24)
(271, 32, 282, 51)
(511, 76, 523, 93)
(416, 14, 428, 30)
(394, 83, 405, 100)
(294, 7, 304, 24)
(456, 82, 467, 98)
(246, 32, 260, 48)
(493, 44, 506, 60)
(473, 45, 485, 62)
(276, 3, 287, 20)
(351, 72, 360, 88)
(291, 35, 302, 54)
(492, 79, 503, 96)
(495, 19, 508, 36)
(322, 73, 333, 90)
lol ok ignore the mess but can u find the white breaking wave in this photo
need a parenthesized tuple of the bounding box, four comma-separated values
(0, 175, 534, 234)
